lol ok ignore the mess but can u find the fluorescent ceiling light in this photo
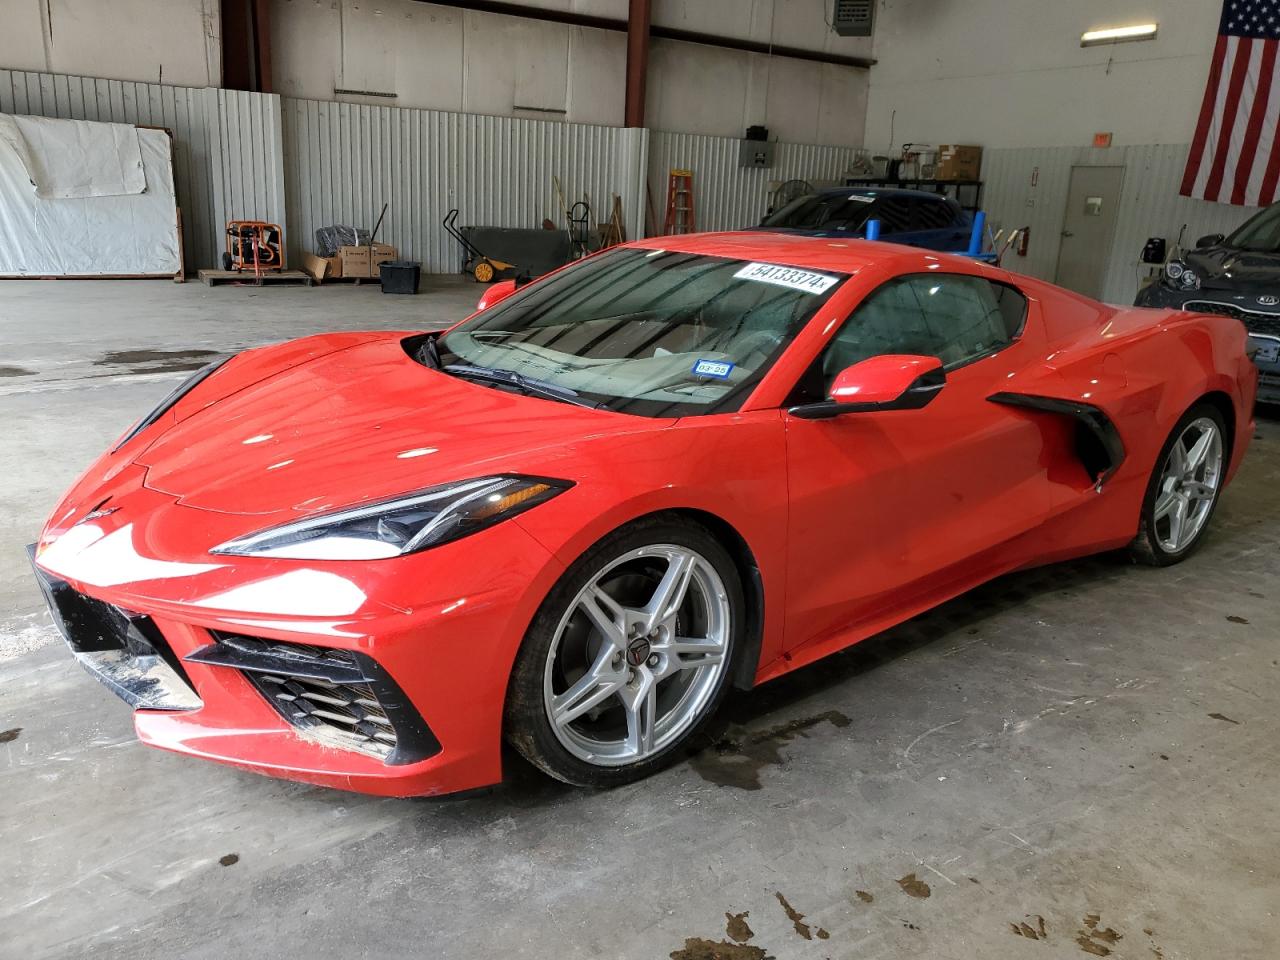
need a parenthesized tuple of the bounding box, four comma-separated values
(1081, 23, 1158, 46)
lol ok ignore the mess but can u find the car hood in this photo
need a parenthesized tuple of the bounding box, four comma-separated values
(1187, 245, 1280, 288)
(134, 334, 666, 516)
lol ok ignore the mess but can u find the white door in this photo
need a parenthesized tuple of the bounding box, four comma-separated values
(1055, 166, 1125, 299)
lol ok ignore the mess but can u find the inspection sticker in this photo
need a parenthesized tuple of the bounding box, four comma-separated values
(692, 359, 735, 380)
(733, 262, 839, 294)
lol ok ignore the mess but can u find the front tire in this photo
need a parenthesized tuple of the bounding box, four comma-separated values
(505, 518, 744, 788)
(1130, 403, 1227, 566)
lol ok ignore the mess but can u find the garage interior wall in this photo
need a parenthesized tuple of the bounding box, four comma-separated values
(648, 131, 860, 233)
(281, 96, 648, 272)
(865, 0, 1245, 304)
(0, 70, 286, 273)
(0, 0, 222, 88)
(9, 0, 1258, 296)
(1, 66, 860, 273)
(269, 0, 871, 147)
(982, 144, 1254, 306)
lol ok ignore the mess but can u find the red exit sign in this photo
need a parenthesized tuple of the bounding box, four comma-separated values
(1092, 132, 1113, 148)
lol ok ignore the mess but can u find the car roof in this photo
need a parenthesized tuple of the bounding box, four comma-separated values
(808, 186, 953, 202)
(625, 231, 977, 275)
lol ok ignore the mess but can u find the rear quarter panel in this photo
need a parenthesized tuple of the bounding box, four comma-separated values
(1015, 291, 1254, 559)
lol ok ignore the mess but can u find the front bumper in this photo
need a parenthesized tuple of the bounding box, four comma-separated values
(1136, 281, 1280, 403)
(28, 512, 565, 797)
(28, 544, 202, 711)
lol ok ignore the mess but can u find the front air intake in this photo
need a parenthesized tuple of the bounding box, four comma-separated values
(185, 634, 440, 764)
(248, 670, 397, 758)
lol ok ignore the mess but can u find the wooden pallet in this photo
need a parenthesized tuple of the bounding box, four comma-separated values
(197, 269, 314, 287)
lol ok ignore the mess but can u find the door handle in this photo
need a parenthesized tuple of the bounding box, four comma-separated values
(1061, 230, 1075, 238)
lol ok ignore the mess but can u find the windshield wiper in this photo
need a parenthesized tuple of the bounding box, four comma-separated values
(417, 333, 443, 370)
(443, 364, 605, 410)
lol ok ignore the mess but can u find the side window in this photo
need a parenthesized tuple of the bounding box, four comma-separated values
(874, 197, 913, 233)
(912, 198, 953, 231)
(815, 274, 1027, 392)
(827, 199, 874, 232)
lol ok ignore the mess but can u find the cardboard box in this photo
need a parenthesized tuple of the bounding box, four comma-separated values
(302, 253, 341, 283)
(935, 145, 982, 181)
(338, 245, 370, 277)
(337, 243, 397, 278)
(369, 242, 396, 274)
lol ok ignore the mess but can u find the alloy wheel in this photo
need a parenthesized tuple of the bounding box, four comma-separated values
(1153, 416, 1223, 553)
(542, 544, 731, 766)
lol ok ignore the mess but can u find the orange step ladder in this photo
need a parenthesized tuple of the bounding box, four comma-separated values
(663, 168, 695, 235)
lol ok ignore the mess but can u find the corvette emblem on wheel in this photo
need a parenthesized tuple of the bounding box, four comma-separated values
(625, 637, 652, 667)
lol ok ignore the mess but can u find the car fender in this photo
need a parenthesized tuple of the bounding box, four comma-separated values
(511, 412, 789, 684)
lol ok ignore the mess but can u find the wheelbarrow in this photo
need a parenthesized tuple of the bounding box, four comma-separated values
(443, 208, 518, 282)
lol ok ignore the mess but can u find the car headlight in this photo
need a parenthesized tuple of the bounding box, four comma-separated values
(1163, 260, 1201, 290)
(211, 476, 571, 560)
(114, 355, 231, 450)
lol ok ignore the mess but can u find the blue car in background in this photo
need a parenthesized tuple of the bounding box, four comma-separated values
(756, 187, 974, 252)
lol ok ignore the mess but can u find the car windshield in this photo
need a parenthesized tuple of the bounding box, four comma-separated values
(437, 248, 846, 417)
(760, 192, 877, 231)
(1226, 202, 1280, 252)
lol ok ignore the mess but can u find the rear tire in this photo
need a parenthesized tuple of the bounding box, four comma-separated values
(1130, 402, 1227, 566)
(505, 518, 743, 788)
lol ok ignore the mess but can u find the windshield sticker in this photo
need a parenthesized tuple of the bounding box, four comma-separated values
(846, 194, 875, 202)
(733, 262, 839, 294)
(692, 359, 735, 380)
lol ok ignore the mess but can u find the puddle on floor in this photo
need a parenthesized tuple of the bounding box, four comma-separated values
(95, 348, 221, 374)
(773, 892, 827, 940)
(896, 873, 931, 898)
(668, 938, 772, 960)
(690, 710, 851, 790)
(724, 911, 753, 943)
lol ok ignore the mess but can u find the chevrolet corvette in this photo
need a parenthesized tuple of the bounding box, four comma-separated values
(29, 233, 1256, 796)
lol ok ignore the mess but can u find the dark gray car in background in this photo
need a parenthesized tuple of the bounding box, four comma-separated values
(1136, 202, 1280, 404)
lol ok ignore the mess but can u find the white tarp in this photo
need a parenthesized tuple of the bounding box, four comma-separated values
(0, 114, 180, 277)
(3, 115, 146, 198)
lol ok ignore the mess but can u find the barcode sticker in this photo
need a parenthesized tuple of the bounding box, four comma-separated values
(733, 262, 839, 294)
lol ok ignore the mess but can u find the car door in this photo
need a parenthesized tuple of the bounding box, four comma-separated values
(782, 272, 1050, 655)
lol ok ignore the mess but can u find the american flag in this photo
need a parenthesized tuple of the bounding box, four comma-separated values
(1180, 0, 1280, 206)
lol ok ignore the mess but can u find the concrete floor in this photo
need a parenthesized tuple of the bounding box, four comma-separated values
(2, 278, 1279, 960)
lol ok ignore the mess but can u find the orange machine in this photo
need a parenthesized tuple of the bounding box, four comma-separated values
(223, 221, 284, 277)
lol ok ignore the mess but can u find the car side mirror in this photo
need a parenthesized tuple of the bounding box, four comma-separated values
(1196, 233, 1224, 248)
(789, 355, 945, 420)
(475, 278, 518, 311)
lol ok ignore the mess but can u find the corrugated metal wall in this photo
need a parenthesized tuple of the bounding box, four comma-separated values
(0, 68, 218, 271)
(281, 96, 649, 273)
(0, 70, 286, 273)
(8, 69, 1257, 297)
(982, 144, 1254, 305)
(207, 89, 288, 259)
(648, 131, 860, 233)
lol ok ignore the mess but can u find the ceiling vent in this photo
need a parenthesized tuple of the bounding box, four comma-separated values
(832, 0, 874, 37)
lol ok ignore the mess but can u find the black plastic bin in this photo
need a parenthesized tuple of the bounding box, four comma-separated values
(379, 260, 421, 294)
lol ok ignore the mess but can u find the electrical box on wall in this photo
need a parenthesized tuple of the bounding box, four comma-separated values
(739, 140, 775, 169)
(832, 0, 874, 37)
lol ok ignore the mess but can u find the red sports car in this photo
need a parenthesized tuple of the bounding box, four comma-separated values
(30, 234, 1256, 796)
